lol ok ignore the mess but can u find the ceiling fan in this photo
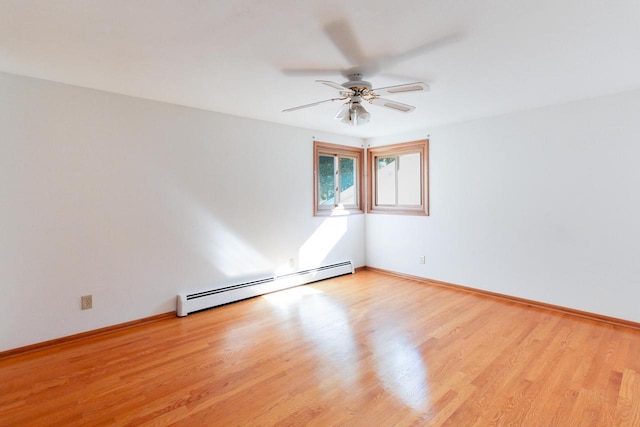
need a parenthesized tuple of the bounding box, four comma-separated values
(282, 74, 429, 126)
(281, 20, 459, 126)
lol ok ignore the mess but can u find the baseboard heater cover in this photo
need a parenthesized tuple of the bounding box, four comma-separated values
(176, 261, 353, 317)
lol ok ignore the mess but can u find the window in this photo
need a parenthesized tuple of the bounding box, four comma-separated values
(314, 141, 364, 216)
(367, 139, 429, 215)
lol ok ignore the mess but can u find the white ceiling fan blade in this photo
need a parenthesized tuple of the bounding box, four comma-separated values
(282, 98, 343, 113)
(370, 98, 416, 113)
(323, 20, 367, 67)
(282, 68, 342, 77)
(372, 82, 430, 96)
(374, 33, 465, 71)
(317, 80, 354, 94)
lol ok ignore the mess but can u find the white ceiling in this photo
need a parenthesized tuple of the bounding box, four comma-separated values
(2, 0, 640, 138)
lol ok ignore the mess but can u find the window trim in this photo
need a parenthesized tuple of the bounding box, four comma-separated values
(313, 141, 364, 216)
(367, 139, 429, 216)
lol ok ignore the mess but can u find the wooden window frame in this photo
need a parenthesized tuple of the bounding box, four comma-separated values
(313, 141, 364, 216)
(367, 139, 429, 216)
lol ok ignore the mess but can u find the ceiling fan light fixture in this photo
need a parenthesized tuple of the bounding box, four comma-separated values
(354, 103, 370, 125)
(334, 103, 350, 120)
(340, 102, 370, 126)
(340, 110, 355, 126)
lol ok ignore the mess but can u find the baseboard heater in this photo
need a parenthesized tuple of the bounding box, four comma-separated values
(176, 260, 353, 317)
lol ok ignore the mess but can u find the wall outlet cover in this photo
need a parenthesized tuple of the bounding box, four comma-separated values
(81, 295, 93, 310)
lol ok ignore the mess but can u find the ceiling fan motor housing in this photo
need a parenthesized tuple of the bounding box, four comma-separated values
(343, 73, 372, 93)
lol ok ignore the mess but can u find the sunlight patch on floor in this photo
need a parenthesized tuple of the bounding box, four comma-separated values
(263, 286, 323, 314)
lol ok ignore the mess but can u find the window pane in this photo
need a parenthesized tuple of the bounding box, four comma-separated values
(367, 139, 428, 216)
(339, 156, 356, 206)
(397, 152, 421, 205)
(318, 155, 335, 206)
(376, 157, 397, 205)
(314, 141, 364, 216)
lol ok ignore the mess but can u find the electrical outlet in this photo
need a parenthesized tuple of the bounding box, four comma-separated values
(81, 295, 93, 310)
(419, 256, 426, 264)
(289, 258, 295, 268)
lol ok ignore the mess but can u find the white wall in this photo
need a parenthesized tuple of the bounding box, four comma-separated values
(366, 89, 640, 323)
(0, 72, 365, 351)
(4, 70, 639, 352)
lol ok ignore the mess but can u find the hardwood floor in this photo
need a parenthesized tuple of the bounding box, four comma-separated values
(2, 270, 640, 426)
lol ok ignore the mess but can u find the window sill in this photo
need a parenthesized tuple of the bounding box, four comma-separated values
(367, 208, 428, 216)
(315, 208, 364, 217)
